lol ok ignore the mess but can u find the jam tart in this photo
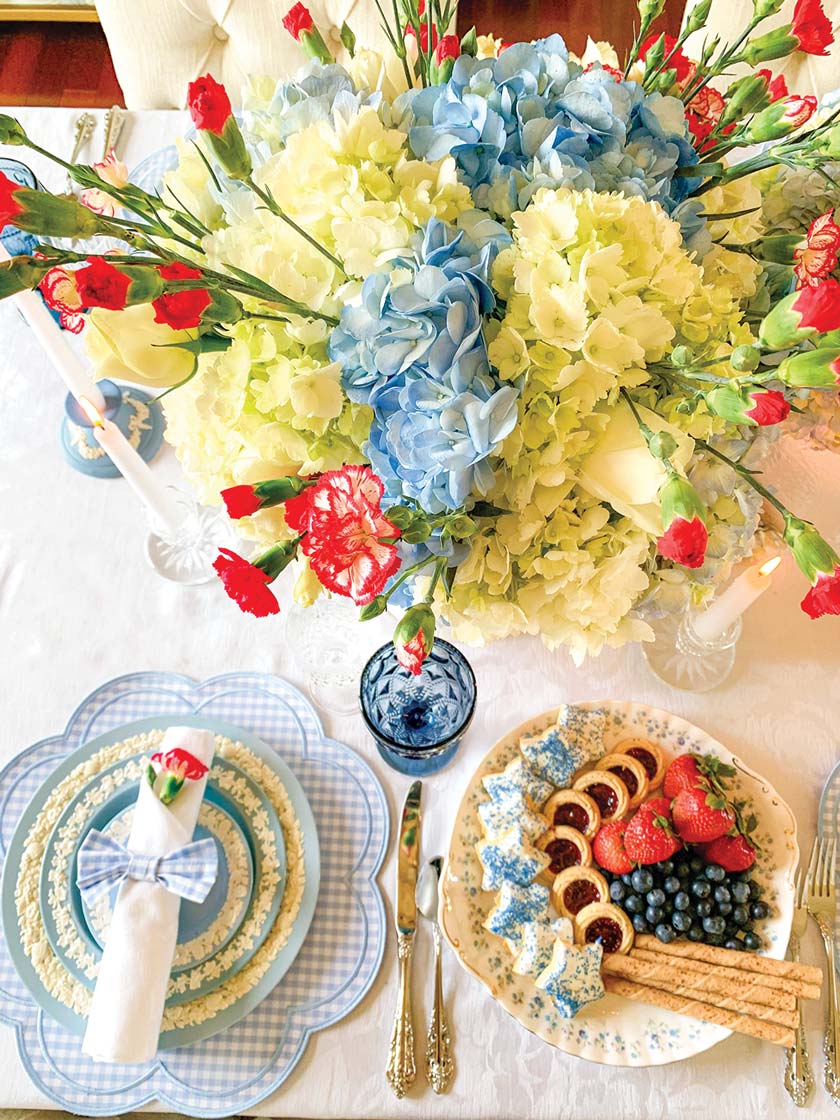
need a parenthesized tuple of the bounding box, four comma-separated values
(614, 737, 665, 790)
(542, 789, 601, 838)
(595, 752, 649, 810)
(550, 865, 609, 918)
(535, 826, 592, 885)
(574, 902, 634, 955)
(571, 769, 629, 822)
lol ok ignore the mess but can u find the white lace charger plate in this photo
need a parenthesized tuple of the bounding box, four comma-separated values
(440, 700, 798, 1067)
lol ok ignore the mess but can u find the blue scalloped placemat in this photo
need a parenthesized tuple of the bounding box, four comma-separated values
(0, 672, 389, 1117)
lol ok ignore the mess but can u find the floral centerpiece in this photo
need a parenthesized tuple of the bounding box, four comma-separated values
(1, 0, 839, 670)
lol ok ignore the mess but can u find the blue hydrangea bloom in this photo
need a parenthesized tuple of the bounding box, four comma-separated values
(329, 215, 519, 513)
(243, 64, 379, 147)
(398, 36, 701, 231)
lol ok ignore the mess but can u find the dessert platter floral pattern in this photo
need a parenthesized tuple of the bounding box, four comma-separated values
(440, 701, 799, 1066)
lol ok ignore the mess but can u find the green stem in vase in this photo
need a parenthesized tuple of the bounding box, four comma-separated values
(696, 438, 789, 516)
(246, 177, 346, 273)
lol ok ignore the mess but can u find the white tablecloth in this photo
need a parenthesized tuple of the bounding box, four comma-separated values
(2, 107, 840, 1120)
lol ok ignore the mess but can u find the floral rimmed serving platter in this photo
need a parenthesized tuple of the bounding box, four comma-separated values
(439, 700, 798, 1067)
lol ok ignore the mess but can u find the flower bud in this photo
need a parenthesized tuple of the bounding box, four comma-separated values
(0, 255, 50, 299)
(0, 171, 100, 239)
(254, 540, 299, 581)
(393, 603, 436, 675)
(775, 346, 840, 387)
(339, 20, 356, 57)
(730, 344, 761, 371)
(752, 0, 785, 17)
(638, 0, 667, 22)
(221, 476, 313, 519)
(648, 430, 678, 460)
(670, 345, 694, 368)
(705, 384, 791, 426)
(783, 517, 840, 619)
(719, 75, 771, 127)
(187, 75, 252, 180)
(744, 94, 816, 142)
(685, 0, 713, 33)
(281, 3, 334, 65)
(741, 25, 799, 65)
(430, 34, 460, 83)
(359, 596, 388, 621)
(657, 472, 709, 569)
(0, 114, 28, 145)
(760, 232, 803, 264)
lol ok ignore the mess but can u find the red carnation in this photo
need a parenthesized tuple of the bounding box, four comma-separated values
(0, 171, 24, 228)
(282, 2, 314, 39)
(150, 747, 209, 781)
(794, 210, 840, 288)
(157, 261, 203, 281)
(757, 69, 789, 102)
(221, 484, 263, 519)
(745, 388, 791, 425)
(791, 0, 835, 55)
(152, 287, 212, 330)
(793, 279, 840, 331)
(187, 74, 233, 136)
(658, 515, 709, 569)
(75, 256, 131, 310)
(687, 86, 728, 150)
(213, 548, 280, 617)
(434, 33, 460, 64)
(404, 0, 438, 52)
(285, 465, 401, 606)
(40, 264, 85, 333)
(393, 603, 436, 676)
(639, 33, 695, 82)
(802, 565, 840, 618)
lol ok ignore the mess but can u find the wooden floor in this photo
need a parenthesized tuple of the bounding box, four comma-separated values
(0, 3, 687, 108)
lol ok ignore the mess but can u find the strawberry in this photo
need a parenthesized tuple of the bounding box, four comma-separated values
(672, 786, 735, 843)
(624, 797, 682, 865)
(593, 820, 634, 874)
(663, 752, 736, 800)
(701, 833, 757, 872)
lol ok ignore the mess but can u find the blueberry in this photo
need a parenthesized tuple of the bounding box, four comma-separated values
(624, 893, 644, 914)
(675, 861, 691, 878)
(751, 901, 770, 921)
(703, 915, 726, 936)
(621, 872, 635, 886)
(646, 905, 665, 925)
(705, 864, 726, 882)
(646, 888, 666, 907)
(659, 860, 675, 876)
(731, 881, 750, 904)
(632, 914, 649, 934)
(695, 899, 713, 918)
(707, 934, 725, 946)
(732, 905, 750, 926)
(632, 869, 654, 893)
(663, 876, 681, 894)
(687, 926, 705, 941)
(690, 857, 704, 873)
(691, 879, 711, 899)
(655, 923, 676, 944)
(724, 938, 743, 951)
(610, 880, 627, 903)
(672, 911, 693, 932)
(717, 902, 733, 918)
(743, 931, 762, 952)
(713, 885, 731, 904)
(749, 881, 764, 899)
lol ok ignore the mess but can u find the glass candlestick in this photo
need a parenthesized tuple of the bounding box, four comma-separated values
(642, 608, 743, 692)
(144, 488, 236, 585)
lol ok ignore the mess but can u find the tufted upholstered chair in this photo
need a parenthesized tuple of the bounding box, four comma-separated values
(683, 0, 840, 99)
(95, 0, 391, 109)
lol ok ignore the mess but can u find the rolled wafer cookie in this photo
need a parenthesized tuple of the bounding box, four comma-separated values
(629, 947, 822, 1001)
(603, 976, 796, 1047)
(602, 954, 798, 1027)
(628, 949, 802, 1008)
(633, 934, 823, 986)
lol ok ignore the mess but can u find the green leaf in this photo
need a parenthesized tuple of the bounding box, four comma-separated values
(339, 20, 356, 56)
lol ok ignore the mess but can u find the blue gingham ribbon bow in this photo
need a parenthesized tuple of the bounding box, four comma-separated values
(76, 829, 219, 905)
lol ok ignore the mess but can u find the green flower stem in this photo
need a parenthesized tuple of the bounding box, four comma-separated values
(245, 177, 346, 273)
(620, 387, 656, 443)
(680, 16, 761, 104)
(422, 557, 447, 603)
(697, 438, 788, 516)
(382, 554, 439, 603)
(642, 21, 695, 91)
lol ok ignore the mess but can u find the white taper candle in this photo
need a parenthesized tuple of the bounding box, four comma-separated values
(0, 242, 106, 410)
(692, 556, 782, 643)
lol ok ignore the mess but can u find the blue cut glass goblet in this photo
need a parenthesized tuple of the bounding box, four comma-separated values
(359, 638, 477, 776)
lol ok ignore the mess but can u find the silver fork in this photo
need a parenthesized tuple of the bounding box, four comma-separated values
(62, 111, 95, 197)
(785, 866, 815, 1106)
(807, 835, 840, 1103)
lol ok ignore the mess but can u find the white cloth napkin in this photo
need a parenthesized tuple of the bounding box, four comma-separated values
(82, 726, 215, 1064)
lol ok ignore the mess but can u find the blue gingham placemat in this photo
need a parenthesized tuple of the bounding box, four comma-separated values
(0, 672, 389, 1117)
(819, 760, 840, 970)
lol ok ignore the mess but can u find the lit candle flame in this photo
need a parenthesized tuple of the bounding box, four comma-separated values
(78, 396, 105, 428)
(759, 556, 782, 577)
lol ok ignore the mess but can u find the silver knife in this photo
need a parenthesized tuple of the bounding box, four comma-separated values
(386, 780, 422, 1099)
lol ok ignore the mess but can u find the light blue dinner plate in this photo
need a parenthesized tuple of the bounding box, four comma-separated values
(1, 715, 320, 1050)
(38, 753, 285, 1002)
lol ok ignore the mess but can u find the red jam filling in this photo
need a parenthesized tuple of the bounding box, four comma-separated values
(626, 746, 657, 780)
(608, 765, 637, 797)
(587, 782, 618, 817)
(563, 879, 600, 914)
(545, 837, 582, 873)
(552, 802, 590, 832)
(585, 917, 623, 953)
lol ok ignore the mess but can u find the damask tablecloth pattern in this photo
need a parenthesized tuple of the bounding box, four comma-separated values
(1, 107, 840, 1120)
